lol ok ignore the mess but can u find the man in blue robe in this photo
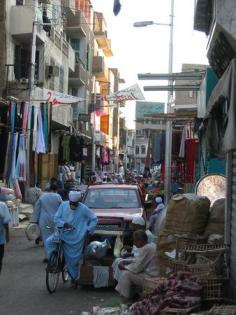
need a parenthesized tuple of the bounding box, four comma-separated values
(45, 191, 97, 287)
(32, 184, 62, 261)
(0, 202, 11, 274)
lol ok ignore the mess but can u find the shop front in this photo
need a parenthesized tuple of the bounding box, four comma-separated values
(204, 58, 236, 298)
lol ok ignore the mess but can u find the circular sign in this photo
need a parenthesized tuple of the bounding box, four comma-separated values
(195, 174, 226, 205)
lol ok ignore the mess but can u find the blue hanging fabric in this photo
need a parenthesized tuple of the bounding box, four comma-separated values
(10, 132, 19, 183)
(4, 132, 13, 182)
(10, 102, 16, 132)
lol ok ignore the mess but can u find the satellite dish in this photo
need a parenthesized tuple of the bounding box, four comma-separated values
(195, 174, 226, 205)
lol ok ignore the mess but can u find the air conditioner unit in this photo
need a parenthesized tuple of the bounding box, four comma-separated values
(46, 65, 60, 78)
(19, 78, 29, 84)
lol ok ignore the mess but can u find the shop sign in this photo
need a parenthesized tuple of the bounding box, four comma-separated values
(43, 89, 85, 106)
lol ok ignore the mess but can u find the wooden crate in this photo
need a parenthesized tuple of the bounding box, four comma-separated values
(77, 265, 115, 287)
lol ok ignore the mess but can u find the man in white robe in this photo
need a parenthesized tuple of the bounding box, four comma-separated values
(115, 230, 160, 302)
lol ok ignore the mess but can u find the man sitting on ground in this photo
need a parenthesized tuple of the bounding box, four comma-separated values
(115, 230, 160, 303)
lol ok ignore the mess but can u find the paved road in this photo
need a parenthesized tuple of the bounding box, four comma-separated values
(0, 227, 120, 315)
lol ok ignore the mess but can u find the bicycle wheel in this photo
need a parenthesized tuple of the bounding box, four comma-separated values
(46, 251, 60, 294)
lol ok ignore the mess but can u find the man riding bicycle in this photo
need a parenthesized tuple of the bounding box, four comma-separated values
(45, 191, 97, 288)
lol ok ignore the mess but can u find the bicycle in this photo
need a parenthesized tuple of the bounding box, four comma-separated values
(45, 227, 72, 294)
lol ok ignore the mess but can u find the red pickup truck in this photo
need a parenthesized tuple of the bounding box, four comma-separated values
(80, 184, 147, 286)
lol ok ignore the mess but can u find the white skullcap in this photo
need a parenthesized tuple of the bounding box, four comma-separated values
(69, 191, 81, 202)
(155, 197, 163, 204)
(132, 216, 145, 226)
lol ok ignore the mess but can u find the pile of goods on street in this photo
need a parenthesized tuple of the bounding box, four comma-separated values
(130, 272, 202, 315)
(132, 193, 229, 314)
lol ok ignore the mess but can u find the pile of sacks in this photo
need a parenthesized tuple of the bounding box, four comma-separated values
(157, 194, 226, 275)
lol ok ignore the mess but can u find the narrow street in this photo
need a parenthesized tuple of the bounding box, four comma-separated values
(0, 227, 120, 315)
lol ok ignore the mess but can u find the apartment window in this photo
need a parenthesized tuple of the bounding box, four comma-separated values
(71, 39, 82, 64)
(16, 0, 24, 5)
(14, 46, 29, 80)
(141, 145, 146, 155)
(136, 146, 139, 155)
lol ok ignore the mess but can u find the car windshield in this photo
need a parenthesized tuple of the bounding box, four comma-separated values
(84, 188, 140, 209)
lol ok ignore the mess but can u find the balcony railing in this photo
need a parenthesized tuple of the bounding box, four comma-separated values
(65, 10, 88, 37)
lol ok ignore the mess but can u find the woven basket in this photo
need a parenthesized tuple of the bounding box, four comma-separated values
(207, 305, 236, 314)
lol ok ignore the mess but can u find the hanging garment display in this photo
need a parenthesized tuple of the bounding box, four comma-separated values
(10, 132, 19, 182)
(185, 139, 199, 183)
(61, 135, 70, 161)
(41, 103, 49, 152)
(15, 134, 26, 181)
(22, 102, 29, 135)
(10, 102, 16, 132)
(69, 136, 84, 162)
(101, 147, 110, 165)
(0, 127, 8, 177)
(35, 107, 46, 154)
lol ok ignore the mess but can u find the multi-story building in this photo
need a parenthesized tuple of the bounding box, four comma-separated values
(0, 0, 122, 186)
(194, 0, 236, 298)
(134, 101, 165, 173)
(174, 63, 207, 113)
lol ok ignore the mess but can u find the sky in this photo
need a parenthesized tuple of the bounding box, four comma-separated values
(91, 0, 209, 127)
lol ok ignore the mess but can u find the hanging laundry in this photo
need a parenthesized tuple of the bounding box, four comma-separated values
(15, 134, 26, 181)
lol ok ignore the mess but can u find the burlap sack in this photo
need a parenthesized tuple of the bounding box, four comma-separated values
(164, 193, 210, 234)
(204, 198, 225, 236)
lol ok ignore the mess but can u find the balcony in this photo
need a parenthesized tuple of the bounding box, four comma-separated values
(69, 63, 87, 87)
(92, 56, 109, 82)
(63, 0, 75, 16)
(52, 106, 73, 127)
(93, 12, 113, 57)
(10, 5, 47, 43)
(65, 10, 88, 38)
(95, 33, 113, 57)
